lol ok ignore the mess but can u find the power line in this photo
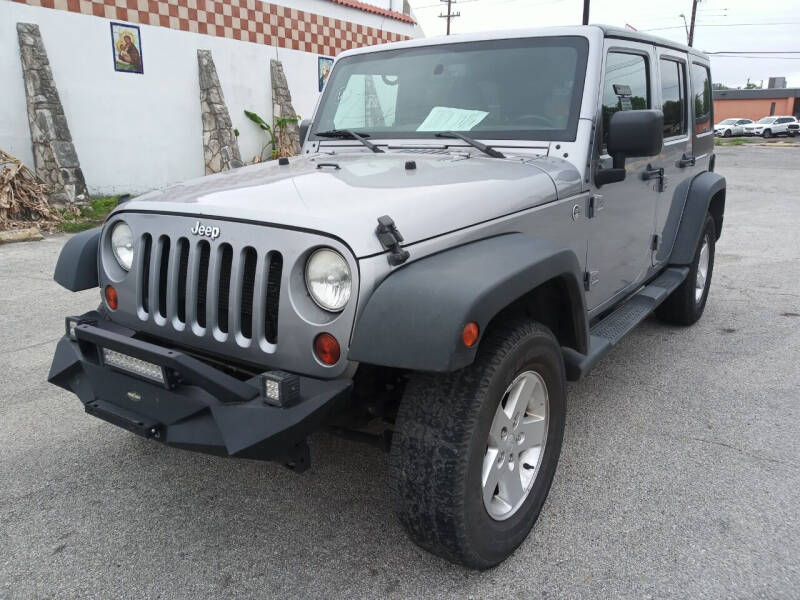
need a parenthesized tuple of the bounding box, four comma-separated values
(711, 55, 800, 60)
(707, 51, 800, 55)
(644, 22, 800, 32)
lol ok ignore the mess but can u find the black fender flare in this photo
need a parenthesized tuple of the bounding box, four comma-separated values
(53, 226, 101, 291)
(347, 234, 588, 372)
(668, 171, 726, 265)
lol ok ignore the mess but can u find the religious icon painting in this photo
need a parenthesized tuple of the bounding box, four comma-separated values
(111, 22, 143, 74)
(318, 56, 334, 92)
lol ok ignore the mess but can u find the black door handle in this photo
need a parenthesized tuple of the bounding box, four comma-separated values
(677, 153, 696, 168)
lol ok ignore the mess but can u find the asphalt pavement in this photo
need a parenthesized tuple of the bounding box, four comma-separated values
(1, 145, 798, 599)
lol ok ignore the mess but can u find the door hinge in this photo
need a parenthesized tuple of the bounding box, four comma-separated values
(583, 270, 599, 291)
(651, 234, 660, 251)
(642, 164, 666, 192)
(588, 195, 604, 218)
(375, 215, 410, 266)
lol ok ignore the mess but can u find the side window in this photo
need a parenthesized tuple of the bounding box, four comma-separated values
(601, 51, 650, 150)
(691, 63, 712, 133)
(659, 58, 687, 137)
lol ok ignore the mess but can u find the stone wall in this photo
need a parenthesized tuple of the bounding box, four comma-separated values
(198, 49, 242, 174)
(16, 23, 87, 207)
(270, 60, 301, 157)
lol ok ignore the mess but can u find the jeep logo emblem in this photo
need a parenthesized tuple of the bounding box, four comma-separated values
(190, 221, 220, 240)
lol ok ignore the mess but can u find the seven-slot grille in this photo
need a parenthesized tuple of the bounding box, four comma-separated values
(137, 234, 282, 346)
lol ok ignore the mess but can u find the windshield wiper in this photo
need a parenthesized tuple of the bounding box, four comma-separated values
(434, 131, 505, 159)
(315, 129, 384, 153)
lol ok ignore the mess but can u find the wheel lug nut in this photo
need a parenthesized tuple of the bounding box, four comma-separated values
(517, 432, 525, 445)
(500, 427, 508, 440)
(497, 452, 505, 466)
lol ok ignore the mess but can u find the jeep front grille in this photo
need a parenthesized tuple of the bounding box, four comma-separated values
(136, 234, 282, 346)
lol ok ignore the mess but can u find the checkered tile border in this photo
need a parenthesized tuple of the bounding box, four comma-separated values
(13, 0, 410, 55)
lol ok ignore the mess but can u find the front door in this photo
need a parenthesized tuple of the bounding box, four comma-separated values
(586, 41, 661, 313)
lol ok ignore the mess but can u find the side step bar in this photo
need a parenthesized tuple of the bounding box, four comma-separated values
(562, 267, 689, 381)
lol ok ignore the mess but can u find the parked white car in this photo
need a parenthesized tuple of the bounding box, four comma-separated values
(744, 116, 798, 138)
(714, 118, 753, 137)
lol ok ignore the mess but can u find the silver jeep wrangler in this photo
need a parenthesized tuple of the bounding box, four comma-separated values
(50, 26, 725, 568)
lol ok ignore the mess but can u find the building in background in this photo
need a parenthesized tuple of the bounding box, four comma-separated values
(767, 77, 787, 90)
(0, 0, 419, 197)
(713, 88, 800, 122)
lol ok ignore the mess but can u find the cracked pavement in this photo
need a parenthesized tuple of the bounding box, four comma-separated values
(1, 146, 799, 598)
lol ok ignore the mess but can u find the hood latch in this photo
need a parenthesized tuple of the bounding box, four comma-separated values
(375, 215, 410, 266)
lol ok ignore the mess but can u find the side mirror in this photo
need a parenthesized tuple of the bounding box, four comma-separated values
(299, 119, 311, 146)
(596, 109, 664, 187)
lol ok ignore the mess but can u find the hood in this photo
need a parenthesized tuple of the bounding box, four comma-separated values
(121, 151, 580, 258)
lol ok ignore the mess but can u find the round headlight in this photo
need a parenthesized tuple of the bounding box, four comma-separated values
(305, 248, 352, 312)
(110, 221, 134, 271)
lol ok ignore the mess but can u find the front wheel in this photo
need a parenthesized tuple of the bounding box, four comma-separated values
(763, 129, 772, 138)
(723, 129, 732, 138)
(390, 319, 566, 569)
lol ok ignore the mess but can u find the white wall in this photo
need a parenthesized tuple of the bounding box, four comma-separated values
(0, 1, 417, 196)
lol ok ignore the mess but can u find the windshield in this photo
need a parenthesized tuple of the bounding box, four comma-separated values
(311, 36, 589, 142)
(757, 117, 776, 124)
(718, 119, 736, 125)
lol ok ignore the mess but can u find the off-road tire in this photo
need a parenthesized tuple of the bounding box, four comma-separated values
(389, 318, 566, 569)
(656, 214, 716, 325)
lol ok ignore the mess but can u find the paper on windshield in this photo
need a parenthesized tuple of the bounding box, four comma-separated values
(416, 106, 489, 132)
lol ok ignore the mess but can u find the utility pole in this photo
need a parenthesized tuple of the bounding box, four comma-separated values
(687, 0, 700, 47)
(582, 0, 590, 25)
(438, 0, 460, 35)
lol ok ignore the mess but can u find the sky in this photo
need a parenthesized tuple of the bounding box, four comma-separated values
(406, 0, 800, 88)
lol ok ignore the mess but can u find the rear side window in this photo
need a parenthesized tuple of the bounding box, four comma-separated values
(601, 52, 650, 149)
(691, 63, 712, 132)
(659, 58, 687, 137)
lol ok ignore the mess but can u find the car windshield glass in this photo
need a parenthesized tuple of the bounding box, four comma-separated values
(311, 36, 589, 142)
(718, 119, 736, 125)
(757, 117, 776, 124)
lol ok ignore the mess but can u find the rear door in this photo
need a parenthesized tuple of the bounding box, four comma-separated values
(689, 60, 714, 170)
(735, 119, 751, 135)
(586, 40, 661, 312)
(653, 48, 692, 268)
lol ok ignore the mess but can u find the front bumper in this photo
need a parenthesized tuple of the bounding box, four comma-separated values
(49, 312, 352, 469)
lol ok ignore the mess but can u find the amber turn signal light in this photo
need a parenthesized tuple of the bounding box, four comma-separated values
(314, 333, 340, 365)
(462, 322, 479, 347)
(104, 285, 118, 310)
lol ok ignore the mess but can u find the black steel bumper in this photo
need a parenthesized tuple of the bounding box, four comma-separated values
(48, 312, 352, 468)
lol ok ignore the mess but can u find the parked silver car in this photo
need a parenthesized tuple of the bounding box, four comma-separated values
(714, 117, 753, 137)
(50, 26, 725, 569)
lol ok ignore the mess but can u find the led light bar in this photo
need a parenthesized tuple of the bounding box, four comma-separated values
(260, 370, 301, 407)
(102, 348, 167, 385)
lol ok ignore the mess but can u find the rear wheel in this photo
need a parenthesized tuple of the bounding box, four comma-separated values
(389, 319, 566, 569)
(656, 214, 716, 326)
